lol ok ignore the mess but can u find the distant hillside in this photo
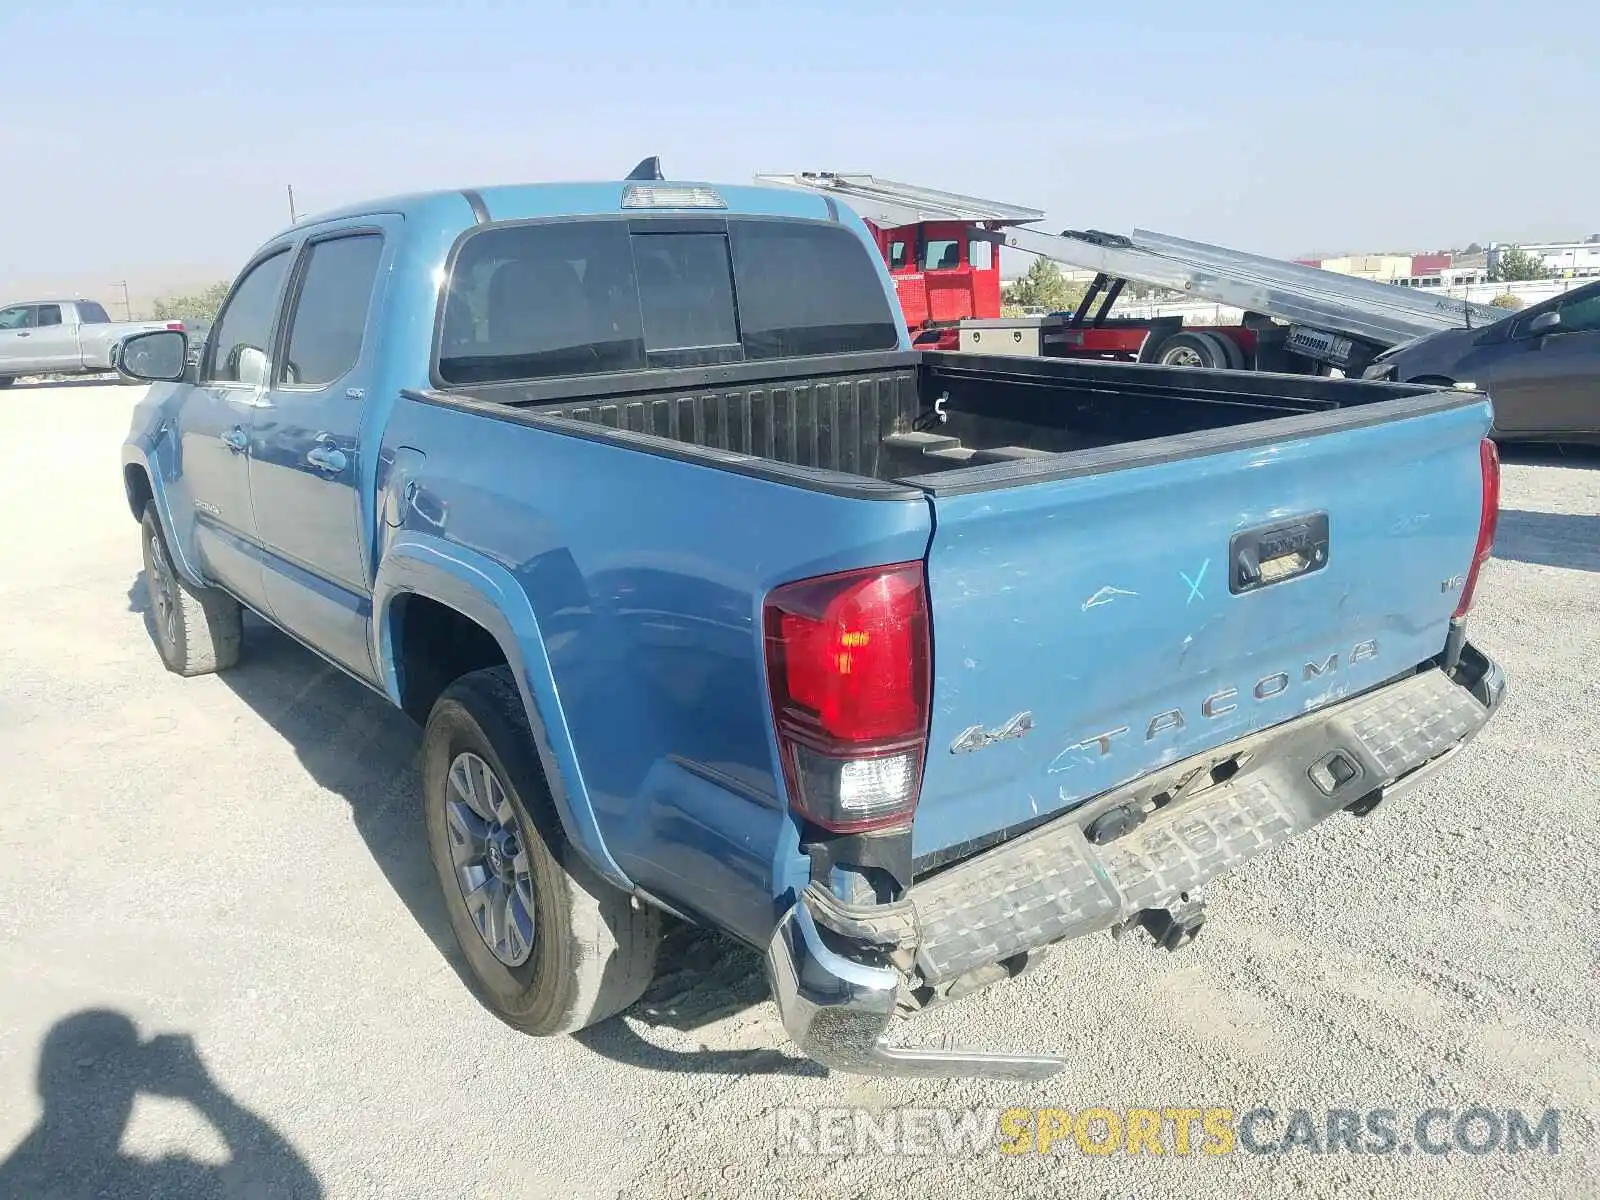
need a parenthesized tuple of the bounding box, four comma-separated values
(2, 264, 239, 321)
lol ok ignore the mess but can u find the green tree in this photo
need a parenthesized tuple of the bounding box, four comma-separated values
(1490, 246, 1549, 283)
(1005, 258, 1088, 313)
(150, 281, 232, 323)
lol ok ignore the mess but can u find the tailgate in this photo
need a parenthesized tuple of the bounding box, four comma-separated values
(911, 394, 1492, 859)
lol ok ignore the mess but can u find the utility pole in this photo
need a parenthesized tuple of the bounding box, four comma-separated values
(114, 280, 132, 321)
(287, 184, 298, 224)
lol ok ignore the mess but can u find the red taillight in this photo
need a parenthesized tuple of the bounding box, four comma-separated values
(166, 322, 185, 331)
(1453, 437, 1501, 620)
(764, 562, 930, 833)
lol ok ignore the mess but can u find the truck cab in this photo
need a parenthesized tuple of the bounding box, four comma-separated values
(867, 218, 1002, 344)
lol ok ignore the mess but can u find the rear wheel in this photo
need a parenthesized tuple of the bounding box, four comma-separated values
(422, 665, 661, 1035)
(1154, 330, 1238, 370)
(1206, 331, 1247, 370)
(139, 505, 243, 676)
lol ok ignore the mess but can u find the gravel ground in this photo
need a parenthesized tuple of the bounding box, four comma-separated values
(1, 383, 1596, 1199)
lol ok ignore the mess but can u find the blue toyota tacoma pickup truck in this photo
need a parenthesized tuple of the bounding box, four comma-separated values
(116, 161, 1507, 1079)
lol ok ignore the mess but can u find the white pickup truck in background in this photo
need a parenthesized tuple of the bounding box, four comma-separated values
(0, 299, 182, 386)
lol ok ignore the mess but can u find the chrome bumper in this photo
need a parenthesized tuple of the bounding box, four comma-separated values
(764, 897, 1067, 1079)
(765, 644, 1505, 1080)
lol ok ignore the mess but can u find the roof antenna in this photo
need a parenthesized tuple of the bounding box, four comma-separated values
(626, 156, 664, 181)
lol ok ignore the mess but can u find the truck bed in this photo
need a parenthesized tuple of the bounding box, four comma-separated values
(440, 349, 1459, 493)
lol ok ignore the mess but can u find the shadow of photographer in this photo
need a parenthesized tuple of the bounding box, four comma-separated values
(0, 1009, 321, 1199)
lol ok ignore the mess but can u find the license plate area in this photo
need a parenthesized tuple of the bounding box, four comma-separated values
(1230, 512, 1329, 594)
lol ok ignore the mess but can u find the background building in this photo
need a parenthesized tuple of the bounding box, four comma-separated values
(1487, 239, 1600, 279)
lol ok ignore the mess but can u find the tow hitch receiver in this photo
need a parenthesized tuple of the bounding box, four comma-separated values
(1136, 894, 1206, 952)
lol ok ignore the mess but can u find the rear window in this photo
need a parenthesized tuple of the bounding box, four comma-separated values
(436, 218, 898, 385)
(922, 238, 960, 270)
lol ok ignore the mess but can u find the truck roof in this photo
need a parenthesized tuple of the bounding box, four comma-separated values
(291, 178, 841, 235)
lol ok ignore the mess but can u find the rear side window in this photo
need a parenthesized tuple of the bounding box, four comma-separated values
(280, 234, 386, 387)
(437, 217, 899, 385)
(35, 304, 62, 327)
(77, 302, 111, 323)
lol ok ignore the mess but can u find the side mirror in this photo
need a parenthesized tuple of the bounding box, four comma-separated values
(113, 329, 189, 383)
(1526, 310, 1561, 337)
(236, 345, 269, 388)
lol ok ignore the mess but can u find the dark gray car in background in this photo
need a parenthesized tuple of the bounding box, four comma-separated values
(1364, 280, 1600, 445)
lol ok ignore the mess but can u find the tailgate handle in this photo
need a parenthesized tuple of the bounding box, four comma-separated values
(1230, 512, 1329, 595)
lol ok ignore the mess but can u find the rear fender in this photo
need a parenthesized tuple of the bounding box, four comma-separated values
(372, 531, 630, 890)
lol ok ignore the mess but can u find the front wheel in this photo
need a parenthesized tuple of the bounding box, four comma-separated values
(422, 665, 661, 1035)
(139, 505, 243, 676)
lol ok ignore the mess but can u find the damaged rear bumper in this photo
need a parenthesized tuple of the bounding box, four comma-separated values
(764, 643, 1506, 1079)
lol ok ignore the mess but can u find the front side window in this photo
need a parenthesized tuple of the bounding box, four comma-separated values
(0, 306, 36, 330)
(280, 234, 385, 387)
(36, 304, 62, 327)
(205, 250, 292, 386)
(1554, 287, 1600, 334)
(437, 217, 900, 385)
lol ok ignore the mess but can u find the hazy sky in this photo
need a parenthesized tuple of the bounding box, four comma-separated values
(4, 0, 1597, 290)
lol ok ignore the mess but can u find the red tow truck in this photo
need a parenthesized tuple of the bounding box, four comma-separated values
(758, 172, 1507, 377)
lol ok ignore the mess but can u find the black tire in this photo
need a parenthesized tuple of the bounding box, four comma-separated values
(139, 505, 243, 676)
(0, 376, 12, 388)
(1154, 330, 1234, 370)
(1202, 331, 1247, 370)
(422, 665, 661, 1035)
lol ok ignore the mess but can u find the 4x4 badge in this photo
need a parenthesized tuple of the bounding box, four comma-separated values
(950, 712, 1035, 754)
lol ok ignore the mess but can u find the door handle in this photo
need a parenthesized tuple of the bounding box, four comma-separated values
(16, 331, 30, 338)
(221, 426, 249, 453)
(306, 442, 348, 474)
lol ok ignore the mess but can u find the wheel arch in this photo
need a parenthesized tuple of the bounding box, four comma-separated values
(122, 447, 206, 587)
(372, 533, 630, 890)
(124, 461, 154, 522)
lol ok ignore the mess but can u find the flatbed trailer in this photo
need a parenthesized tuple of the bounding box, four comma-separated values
(755, 171, 1509, 376)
